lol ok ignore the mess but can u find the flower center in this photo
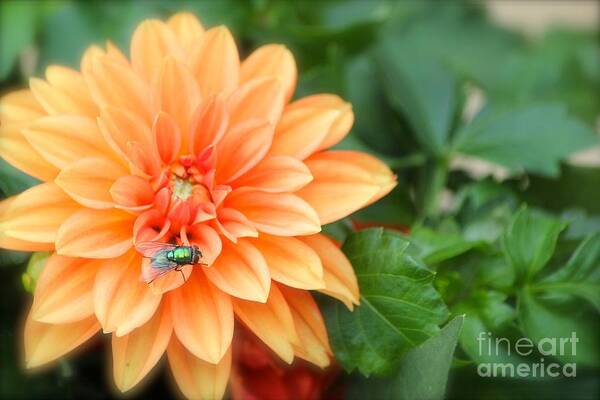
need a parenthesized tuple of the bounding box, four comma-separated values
(171, 177, 194, 200)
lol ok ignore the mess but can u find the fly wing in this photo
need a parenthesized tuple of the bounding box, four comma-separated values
(140, 253, 178, 283)
(135, 241, 176, 258)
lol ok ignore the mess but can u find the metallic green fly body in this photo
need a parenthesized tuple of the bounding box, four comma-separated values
(136, 242, 205, 283)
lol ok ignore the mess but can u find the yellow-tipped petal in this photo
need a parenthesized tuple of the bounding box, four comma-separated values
(241, 44, 297, 102)
(167, 13, 205, 55)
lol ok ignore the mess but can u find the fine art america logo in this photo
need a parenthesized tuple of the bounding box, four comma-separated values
(477, 332, 578, 378)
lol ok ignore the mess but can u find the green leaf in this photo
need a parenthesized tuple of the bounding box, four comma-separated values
(323, 229, 449, 376)
(502, 207, 567, 283)
(390, 315, 464, 400)
(518, 289, 600, 366)
(347, 316, 465, 400)
(376, 47, 457, 155)
(0, 1, 37, 79)
(532, 232, 600, 311)
(408, 225, 483, 265)
(454, 103, 597, 177)
(0, 158, 39, 197)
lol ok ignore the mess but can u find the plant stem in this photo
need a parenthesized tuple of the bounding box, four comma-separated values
(418, 157, 449, 220)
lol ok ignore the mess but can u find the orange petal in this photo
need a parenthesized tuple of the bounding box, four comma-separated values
(191, 26, 239, 97)
(145, 259, 192, 295)
(189, 95, 229, 156)
(288, 94, 353, 151)
(269, 105, 339, 160)
(152, 111, 181, 165)
(232, 284, 298, 364)
(133, 209, 170, 243)
(279, 285, 332, 367)
(24, 313, 99, 368)
(56, 208, 134, 258)
(98, 106, 154, 161)
(167, 13, 205, 55)
(0, 121, 59, 181)
(241, 44, 297, 102)
(110, 175, 155, 209)
(31, 254, 99, 324)
(215, 119, 274, 183)
(299, 234, 359, 309)
(0, 195, 53, 251)
(295, 155, 380, 224)
(313, 150, 397, 205)
(94, 251, 161, 336)
(85, 54, 155, 123)
(214, 208, 257, 243)
(226, 190, 320, 236)
(231, 155, 313, 193)
(167, 337, 231, 400)
(23, 115, 116, 169)
(184, 224, 222, 265)
(0, 89, 44, 122)
(155, 57, 201, 150)
(130, 19, 183, 82)
(252, 234, 324, 290)
(204, 239, 270, 302)
(0, 183, 79, 243)
(227, 77, 284, 127)
(55, 157, 126, 209)
(112, 302, 172, 392)
(170, 271, 233, 363)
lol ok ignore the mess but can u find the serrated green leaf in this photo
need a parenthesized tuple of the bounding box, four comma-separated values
(502, 207, 567, 283)
(454, 104, 597, 177)
(532, 232, 600, 311)
(409, 225, 483, 265)
(323, 229, 449, 376)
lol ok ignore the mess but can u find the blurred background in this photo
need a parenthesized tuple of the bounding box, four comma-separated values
(1, 0, 599, 399)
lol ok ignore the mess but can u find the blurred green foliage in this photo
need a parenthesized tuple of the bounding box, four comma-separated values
(1, 0, 599, 399)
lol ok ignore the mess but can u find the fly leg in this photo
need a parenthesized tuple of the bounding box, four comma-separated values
(175, 266, 187, 283)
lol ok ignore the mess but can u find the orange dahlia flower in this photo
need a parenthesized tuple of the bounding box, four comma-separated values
(0, 13, 395, 399)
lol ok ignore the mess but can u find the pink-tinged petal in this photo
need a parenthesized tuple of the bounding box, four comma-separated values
(167, 337, 231, 400)
(85, 54, 155, 123)
(94, 250, 161, 336)
(226, 190, 320, 236)
(0, 89, 44, 122)
(215, 119, 274, 183)
(0, 183, 80, 243)
(167, 13, 205, 55)
(56, 208, 134, 258)
(279, 285, 332, 367)
(183, 224, 222, 265)
(231, 156, 313, 193)
(155, 57, 200, 151)
(191, 26, 239, 97)
(112, 302, 172, 392)
(288, 94, 353, 151)
(296, 156, 380, 224)
(31, 254, 99, 324)
(24, 313, 99, 368)
(241, 44, 297, 102)
(227, 77, 284, 127)
(170, 271, 233, 363)
(131, 19, 183, 83)
(110, 175, 155, 209)
(232, 284, 299, 364)
(0, 121, 59, 181)
(152, 111, 181, 165)
(299, 234, 359, 310)
(55, 157, 127, 209)
(252, 234, 324, 290)
(133, 209, 170, 243)
(268, 105, 339, 160)
(204, 239, 270, 302)
(214, 208, 257, 243)
(23, 115, 117, 170)
(312, 150, 397, 205)
(189, 95, 228, 156)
